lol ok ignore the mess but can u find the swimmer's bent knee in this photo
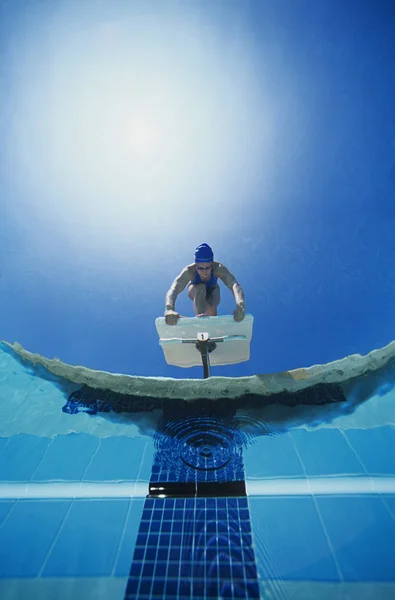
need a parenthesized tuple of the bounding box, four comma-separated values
(188, 284, 206, 300)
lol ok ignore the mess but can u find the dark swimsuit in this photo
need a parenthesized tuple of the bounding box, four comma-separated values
(190, 268, 218, 288)
(190, 268, 218, 300)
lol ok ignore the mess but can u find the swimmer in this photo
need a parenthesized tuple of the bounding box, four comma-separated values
(164, 243, 246, 326)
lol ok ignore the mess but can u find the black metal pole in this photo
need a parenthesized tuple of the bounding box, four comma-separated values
(198, 340, 211, 379)
(182, 332, 230, 379)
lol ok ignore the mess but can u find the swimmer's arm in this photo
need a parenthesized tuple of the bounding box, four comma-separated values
(215, 264, 246, 308)
(165, 266, 192, 311)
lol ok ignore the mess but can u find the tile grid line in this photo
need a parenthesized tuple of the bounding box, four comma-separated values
(28, 436, 55, 482)
(341, 429, 395, 525)
(131, 503, 149, 598)
(36, 499, 74, 578)
(238, 499, 250, 596)
(226, 498, 234, 597)
(289, 430, 344, 583)
(174, 499, 184, 598)
(0, 433, 56, 532)
(146, 499, 163, 599)
(80, 437, 101, 482)
(111, 439, 150, 577)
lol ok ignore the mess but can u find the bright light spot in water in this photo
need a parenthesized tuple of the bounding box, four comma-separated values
(7, 5, 278, 266)
(127, 117, 160, 156)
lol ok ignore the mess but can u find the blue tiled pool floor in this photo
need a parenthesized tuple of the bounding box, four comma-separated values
(0, 425, 395, 598)
(1, 493, 395, 596)
(0, 577, 128, 600)
(1, 578, 395, 600)
(0, 498, 143, 580)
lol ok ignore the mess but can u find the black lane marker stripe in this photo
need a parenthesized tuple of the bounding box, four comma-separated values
(148, 480, 247, 498)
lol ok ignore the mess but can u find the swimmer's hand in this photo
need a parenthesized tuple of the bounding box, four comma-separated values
(165, 309, 180, 325)
(233, 304, 245, 322)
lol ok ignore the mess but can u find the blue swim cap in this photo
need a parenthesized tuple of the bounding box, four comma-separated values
(195, 243, 214, 263)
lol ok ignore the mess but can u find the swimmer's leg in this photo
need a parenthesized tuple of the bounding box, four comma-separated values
(205, 285, 220, 316)
(188, 284, 220, 316)
(188, 283, 207, 315)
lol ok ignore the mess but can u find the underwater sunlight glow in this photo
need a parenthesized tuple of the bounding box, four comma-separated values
(8, 6, 275, 265)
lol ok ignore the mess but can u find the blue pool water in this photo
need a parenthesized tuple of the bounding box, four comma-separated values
(0, 341, 394, 598)
(1, 0, 395, 598)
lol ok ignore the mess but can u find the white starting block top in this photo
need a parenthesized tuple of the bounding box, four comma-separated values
(155, 314, 254, 368)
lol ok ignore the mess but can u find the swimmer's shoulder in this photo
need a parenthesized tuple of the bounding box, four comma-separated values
(213, 261, 237, 286)
(213, 261, 227, 276)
